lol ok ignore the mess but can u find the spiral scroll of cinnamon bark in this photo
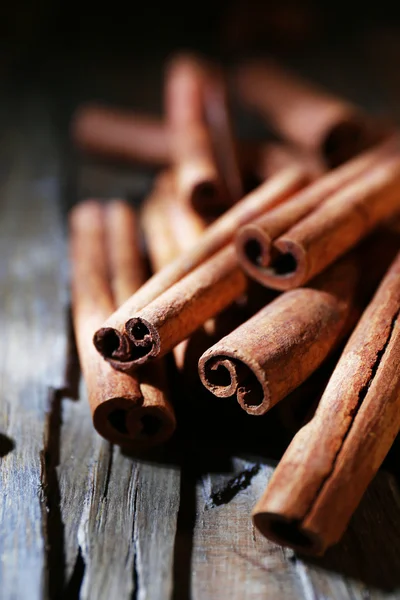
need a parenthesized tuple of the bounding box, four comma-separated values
(235, 138, 398, 287)
(237, 142, 400, 291)
(70, 200, 175, 448)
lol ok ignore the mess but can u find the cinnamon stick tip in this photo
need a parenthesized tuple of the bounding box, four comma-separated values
(252, 511, 323, 555)
(93, 327, 132, 361)
(198, 349, 271, 415)
(125, 317, 161, 365)
(263, 238, 308, 291)
(93, 398, 176, 449)
(235, 223, 272, 274)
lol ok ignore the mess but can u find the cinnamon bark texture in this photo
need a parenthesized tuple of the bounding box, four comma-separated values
(199, 230, 399, 415)
(94, 166, 309, 370)
(198, 255, 359, 415)
(165, 54, 225, 215)
(241, 149, 400, 291)
(103, 244, 247, 370)
(70, 200, 175, 448)
(235, 59, 382, 167)
(253, 250, 400, 555)
(71, 104, 170, 165)
(236, 139, 398, 286)
(141, 173, 207, 370)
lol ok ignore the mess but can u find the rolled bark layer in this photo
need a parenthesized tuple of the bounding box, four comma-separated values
(253, 250, 400, 555)
(235, 59, 383, 167)
(70, 200, 175, 448)
(94, 166, 309, 371)
(198, 255, 359, 415)
(122, 245, 247, 367)
(236, 139, 398, 286)
(246, 150, 400, 291)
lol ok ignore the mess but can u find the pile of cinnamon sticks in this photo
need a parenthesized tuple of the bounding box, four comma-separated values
(69, 55, 400, 556)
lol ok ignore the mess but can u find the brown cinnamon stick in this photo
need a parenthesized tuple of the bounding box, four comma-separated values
(141, 172, 209, 370)
(198, 255, 359, 415)
(236, 139, 398, 286)
(249, 151, 400, 291)
(199, 230, 399, 416)
(165, 54, 225, 215)
(93, 166, 309, 371)
(235, 59, 382, 167)
(253, 250, 400, 555)
(71, 104, 170, 166)
(70, 200, 175, 448)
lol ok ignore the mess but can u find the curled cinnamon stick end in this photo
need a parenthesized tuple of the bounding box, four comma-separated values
(71, 104, 170, 166)
(199, 256, 360, 415)
(70, 200, 176, 448)
(236, 141, 400, 291)
(122, 246, 247, 367)
(235, 59, 385, 167)
(94, 166, 310, 371)
(253, 249, 400, 555)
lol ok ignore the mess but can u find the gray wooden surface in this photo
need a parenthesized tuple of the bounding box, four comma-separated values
(1, 28, 400, 600)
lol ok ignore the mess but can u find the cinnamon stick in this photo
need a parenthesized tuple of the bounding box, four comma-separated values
(236, 138, 398, 286)
(235, 59, 382, 167)
(71, 104, 170, 166)
(70, 200, 175, 448)
(141, 172, 208, 370)
(93, 166, 309, 371)
(199, 230, 399, 416)
(165, 54, 225, 215)
(253, 250, 400, 555)
(247, 150, 400, 291)
(198, 255, 359, 415)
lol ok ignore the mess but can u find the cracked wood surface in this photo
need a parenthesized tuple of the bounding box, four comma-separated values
(2, 32, 400, 600)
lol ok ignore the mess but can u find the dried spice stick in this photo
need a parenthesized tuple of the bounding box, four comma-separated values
(236, 139, 398, 285)
(104, 244, 247, 368)
(199, 230, 399, 416)
(235, 59, 382, 167)
(166, 54, 225, 215)
(198, 255, 359, 415)
(71, 104, 170, 166)
(253, 250, 400, 555)
(70, 200, 175, 448)
(141, 173, 207, 369)
(248, 150, 400, 291)
(94, 166, 309, 371)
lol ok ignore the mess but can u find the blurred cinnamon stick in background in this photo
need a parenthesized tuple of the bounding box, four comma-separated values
(235, 59, 384, 167)
(71, 105, 170, 166)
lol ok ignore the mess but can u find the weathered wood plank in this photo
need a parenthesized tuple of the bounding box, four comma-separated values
(0, 106, 68, 599)
(57, 161, 181, 599)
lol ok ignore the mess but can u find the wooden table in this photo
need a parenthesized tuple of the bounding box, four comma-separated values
(1, 27, 400, 600)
